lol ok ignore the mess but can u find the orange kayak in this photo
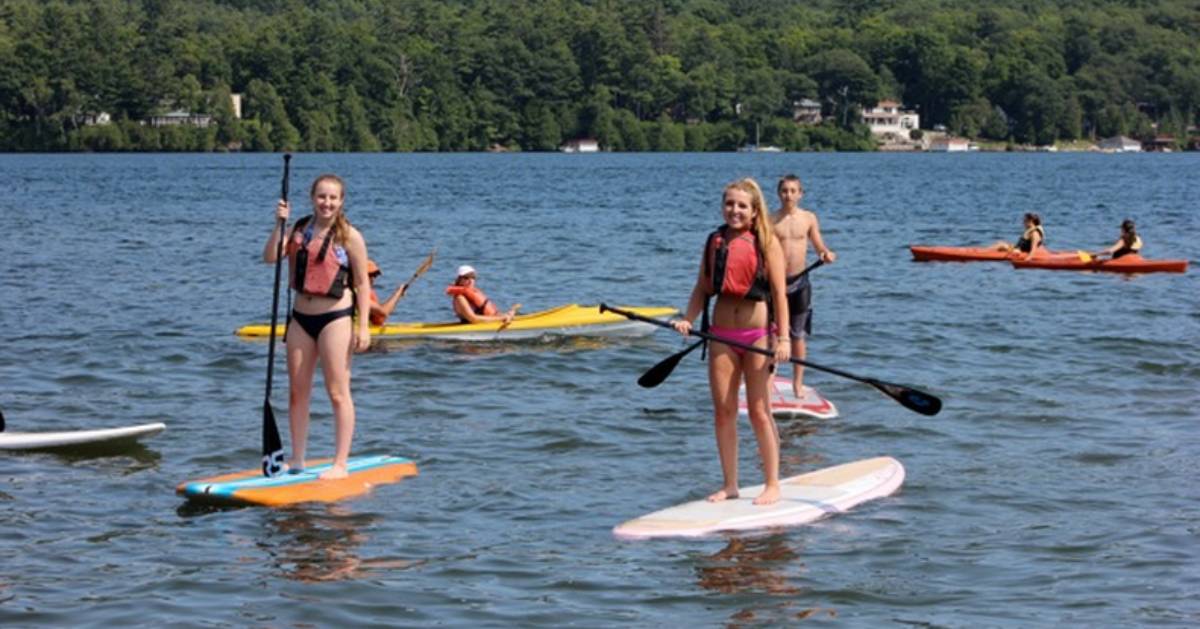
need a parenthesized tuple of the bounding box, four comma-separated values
(1011, 253, 1188, 274)
(910, 245, 1024, 262)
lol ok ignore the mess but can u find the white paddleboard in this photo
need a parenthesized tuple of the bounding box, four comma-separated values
(614, 456, 904, 539)
(0, 422, 165, 450)
(739, 375, 838, 419)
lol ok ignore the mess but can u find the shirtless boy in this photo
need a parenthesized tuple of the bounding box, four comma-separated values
(771, 175, 836, 397)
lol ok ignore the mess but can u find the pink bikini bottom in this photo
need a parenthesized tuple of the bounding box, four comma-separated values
(708, 325, 770, 357)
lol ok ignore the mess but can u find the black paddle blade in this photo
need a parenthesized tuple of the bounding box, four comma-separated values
(638, 340, 703, 388)
(0, 408, 5, 432)
(262, 402, 285, 477)
(871, 380, 942, 416)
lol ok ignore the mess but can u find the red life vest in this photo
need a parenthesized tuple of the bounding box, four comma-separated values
(446, 284, 498, 319)
(705, 226, 769, 301)
(287, 216, 351, 298)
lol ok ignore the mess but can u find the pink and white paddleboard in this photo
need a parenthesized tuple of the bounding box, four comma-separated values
(614, 457, 904, 539)
(739, 376, 838, 419)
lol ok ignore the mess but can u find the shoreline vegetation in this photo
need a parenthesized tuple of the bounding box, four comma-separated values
(2, 0, 1198, 154)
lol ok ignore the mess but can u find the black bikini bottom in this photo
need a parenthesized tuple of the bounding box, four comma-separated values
(290, 307, 354, 341)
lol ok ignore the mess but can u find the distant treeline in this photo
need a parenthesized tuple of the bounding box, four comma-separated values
(2, 0, 1198, 152)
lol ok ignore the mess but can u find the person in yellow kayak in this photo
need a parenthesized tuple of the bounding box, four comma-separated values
(1092, 219, 1142, 260)
(446, 265, 519, 324)
(366, 260, 408, 326)
(991, 212, 1045, 257)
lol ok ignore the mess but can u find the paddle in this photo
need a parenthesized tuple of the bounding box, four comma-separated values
(0, 408, 5, 432)
(261, 154, 290, 477)
(600, 303, 942, 416)
(638, 260, 824, 388)
(495, 303, 523, 335)
(399, 248, 436, 297)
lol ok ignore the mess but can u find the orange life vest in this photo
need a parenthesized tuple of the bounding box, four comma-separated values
(446, 284, 498, 319)
(368, 290, 386, 326)
(704, 225, 769, 301)
(287, 216, 350, 298)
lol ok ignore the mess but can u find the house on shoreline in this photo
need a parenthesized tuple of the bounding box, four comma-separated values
(863, 100, 919, 141)
(560, 138, 599, 153)
(1097, 136, 1142, 153)
(928, 137, 971, 152)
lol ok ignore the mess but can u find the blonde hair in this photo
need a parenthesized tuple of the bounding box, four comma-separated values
(723, 178, 775, 263)
(309, 173, 350, 245)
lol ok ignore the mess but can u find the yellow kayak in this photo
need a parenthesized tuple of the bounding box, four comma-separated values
(235, 304, 678, 341)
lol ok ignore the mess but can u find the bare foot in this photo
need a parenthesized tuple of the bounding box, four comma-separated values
(318, 465, 349, 480)
(754, 485, 781, 506)
(706, 487, 739, 502)
(793, 384, 811, 399)
(285, 459, 305, 474)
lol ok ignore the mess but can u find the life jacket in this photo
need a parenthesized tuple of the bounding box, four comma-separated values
(704, 225, 769, 301)
(446, 284, 498, 320)
(368, 290, 386, 326)
(1015, 225, 1045, 253)
(287, 216, 351, 298)
(1113, 235, 1142, 259)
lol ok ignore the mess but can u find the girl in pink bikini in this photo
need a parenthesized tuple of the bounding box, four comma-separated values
(672, 178, 791, 505)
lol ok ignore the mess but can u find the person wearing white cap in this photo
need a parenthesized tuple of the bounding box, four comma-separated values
(445, 264, 520, 324)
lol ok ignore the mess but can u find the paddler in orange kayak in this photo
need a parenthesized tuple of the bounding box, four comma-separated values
(991, 212, 1046, 257)
(1091, 219, 1143, 260)
(446, 265, 519, 325)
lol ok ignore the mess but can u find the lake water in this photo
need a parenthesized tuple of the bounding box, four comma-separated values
(1, 152, 1197, 626)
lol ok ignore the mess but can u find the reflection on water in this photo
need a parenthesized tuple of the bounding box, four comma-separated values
(261, 505, 424, 583)
(776, 417, 829, 472)
(695, 535, 804, 596)
(372, 334, 628, 356)
(694, 534, 836, 624)
(17, 441, 162, 472)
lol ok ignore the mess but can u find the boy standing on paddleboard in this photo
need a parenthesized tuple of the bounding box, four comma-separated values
(771, 175, 836, 398)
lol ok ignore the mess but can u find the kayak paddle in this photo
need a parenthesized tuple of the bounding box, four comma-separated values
(495, 303, 523, 336)
(400, 248, 436, 297)
(637, 259, 824, 388)
(601, 302, 942, 416)
(261, 154, 289, 477)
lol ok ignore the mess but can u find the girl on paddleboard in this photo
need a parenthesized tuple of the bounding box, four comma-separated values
(672, 178, 791, 505)
(262, 174, 371, 480)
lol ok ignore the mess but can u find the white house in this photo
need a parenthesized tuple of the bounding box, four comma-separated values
(560, 138, 599, 153)
(928, 137, 971, 152)
(793, 99, 822, 125)
(862, 100, 919, 139)
(1097, 136, 1142, 153)
(147, 110, 213, 128)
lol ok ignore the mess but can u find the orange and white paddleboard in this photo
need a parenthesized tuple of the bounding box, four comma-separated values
(614, 457, 904, 539)
(739, 376, 838, 419)
(176, 455, 417, 507)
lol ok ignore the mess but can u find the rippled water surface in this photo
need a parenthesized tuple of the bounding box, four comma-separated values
(1, 152, 1197, 626)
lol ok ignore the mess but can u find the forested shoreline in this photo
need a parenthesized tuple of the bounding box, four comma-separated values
(2, 0, 1198, 152)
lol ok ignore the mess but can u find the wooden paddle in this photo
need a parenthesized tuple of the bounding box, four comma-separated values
(261, 154, 289, 477)
(495, 303, 523, 335)
(601, 303, 942, 416)
(399, 248, 436, 297)
(638, 260, 824, 388)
